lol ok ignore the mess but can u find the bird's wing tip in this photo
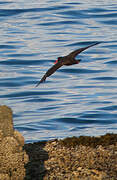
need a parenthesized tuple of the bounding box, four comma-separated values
(35, 83, 40, 87)
(95, 41, 101, 45)
(35, 80, 43, 87)
(35, 74, 47, 87)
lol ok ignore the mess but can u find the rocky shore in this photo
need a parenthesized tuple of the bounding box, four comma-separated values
(0, 105, 117, 180)
(0, 105, 29, 180)
(24, 134, 117, 180)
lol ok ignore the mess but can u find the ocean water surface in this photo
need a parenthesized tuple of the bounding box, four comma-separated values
(0, 0, 117, 143)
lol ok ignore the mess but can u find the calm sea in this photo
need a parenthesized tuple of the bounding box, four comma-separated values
(0, 0, 117, 143)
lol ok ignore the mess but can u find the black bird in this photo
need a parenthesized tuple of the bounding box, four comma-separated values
(36, 42, 100, 87)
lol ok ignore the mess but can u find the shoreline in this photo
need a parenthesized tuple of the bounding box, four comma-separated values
(24, 133, 117, 180)
(0, 106, 116, 179)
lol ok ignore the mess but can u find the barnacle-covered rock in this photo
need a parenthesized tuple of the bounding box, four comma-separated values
(0, 105, 14, 137)
(0, 105, 29, 180)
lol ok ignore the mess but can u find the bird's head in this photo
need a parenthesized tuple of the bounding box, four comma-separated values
(54, 57, 63, 64)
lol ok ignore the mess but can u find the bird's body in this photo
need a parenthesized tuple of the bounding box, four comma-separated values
(36, 42, 100, 86)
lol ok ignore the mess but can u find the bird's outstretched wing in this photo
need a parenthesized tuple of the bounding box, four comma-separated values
(36, 61, 63, 87)
(67, 42, 100, 59)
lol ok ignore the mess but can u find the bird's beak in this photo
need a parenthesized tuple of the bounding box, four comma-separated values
(54, 60, 58, 64)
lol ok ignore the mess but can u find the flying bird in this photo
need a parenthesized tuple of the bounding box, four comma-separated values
(36, 42, 100, 87)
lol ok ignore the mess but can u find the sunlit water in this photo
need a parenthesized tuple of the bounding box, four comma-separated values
(0, 0, 117, 143)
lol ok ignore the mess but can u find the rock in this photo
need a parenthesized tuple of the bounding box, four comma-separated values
(0, 130, 3, 141)
(0, 105, 29, 180)
(0, 105, 14, 137)
(0, 174, 10, 180)
(14, 130, 25, 146)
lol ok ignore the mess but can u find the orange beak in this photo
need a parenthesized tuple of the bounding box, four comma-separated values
(54, 60, 58, 64)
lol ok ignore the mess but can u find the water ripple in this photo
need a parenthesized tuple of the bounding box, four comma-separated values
(0, 59, 43, 65)
(0, 0, 117, 142)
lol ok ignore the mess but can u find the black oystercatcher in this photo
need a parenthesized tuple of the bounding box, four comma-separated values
(36, 42, 100, 86)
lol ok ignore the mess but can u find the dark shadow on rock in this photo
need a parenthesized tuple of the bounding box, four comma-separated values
(24, 141, 48, 180)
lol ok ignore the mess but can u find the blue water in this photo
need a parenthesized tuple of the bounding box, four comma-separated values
(0, 0, 117, 143)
